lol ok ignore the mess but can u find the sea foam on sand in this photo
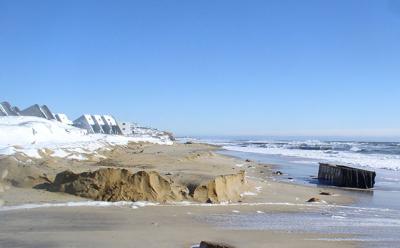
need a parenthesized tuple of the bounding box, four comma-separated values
(0, 201, 159, 211)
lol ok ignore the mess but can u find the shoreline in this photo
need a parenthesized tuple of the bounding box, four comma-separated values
(0, 142, 361, 247)
(0, 205, 359, 248)
(0, 142, 355, 207)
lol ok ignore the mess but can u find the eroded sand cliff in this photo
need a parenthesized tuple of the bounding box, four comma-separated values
(49, 168, 248, 203)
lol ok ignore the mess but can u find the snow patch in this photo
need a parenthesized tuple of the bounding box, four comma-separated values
(0, 116, 173, 159)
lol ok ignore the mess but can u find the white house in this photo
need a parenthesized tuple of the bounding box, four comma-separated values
(91, 115, 106, 134)
(73, 114, 125, 135)
(73, 114, 97, 133)
(117, 121, 135, 136)
(101, 115, 121, 134)
(55, 113, 73, 125)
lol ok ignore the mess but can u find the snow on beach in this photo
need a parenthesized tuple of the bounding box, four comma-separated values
(0, 116, 172, 160)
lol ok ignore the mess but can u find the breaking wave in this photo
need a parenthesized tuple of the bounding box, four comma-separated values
(221, 140, 400, 171)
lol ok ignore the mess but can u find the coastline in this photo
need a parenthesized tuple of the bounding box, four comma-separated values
(0, 142, 360, 247)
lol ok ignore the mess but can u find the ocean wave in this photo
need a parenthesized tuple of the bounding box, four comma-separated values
(223, 144, 400, 171)
(232, 140, 399, 154)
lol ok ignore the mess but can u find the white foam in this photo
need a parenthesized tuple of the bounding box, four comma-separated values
(223, 145, 400, 171)
(331, 215, 346, 219)
(240, 191, 257, 197)
(1, 200, 396, 214)
(0, 201, 159, 212)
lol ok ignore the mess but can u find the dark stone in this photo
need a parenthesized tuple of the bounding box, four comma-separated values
(199, 241, 236, 248)
(274, 171, 283, 175)
(319, 191, 331, 195)
(245, 159, 251, 162)
(307, 197, 321, 203)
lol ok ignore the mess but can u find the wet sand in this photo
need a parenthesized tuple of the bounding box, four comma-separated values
(0, 205, 358, 248)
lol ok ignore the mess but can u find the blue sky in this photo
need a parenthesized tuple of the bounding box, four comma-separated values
(1, 0, 400, 137)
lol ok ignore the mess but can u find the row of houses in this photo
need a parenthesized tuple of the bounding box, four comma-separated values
(73, 114, 121, 135)
(0, 101, 121, 135)
(0, 101, 170, 138)
(1, 102, 57, 119)
(0, 101, 20, 116)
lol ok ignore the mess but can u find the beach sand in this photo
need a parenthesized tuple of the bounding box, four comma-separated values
(0, 143, 358, 247)
(0, 205, 358, 248)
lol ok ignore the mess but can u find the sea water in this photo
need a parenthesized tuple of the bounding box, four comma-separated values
(187, 136, 400, 247)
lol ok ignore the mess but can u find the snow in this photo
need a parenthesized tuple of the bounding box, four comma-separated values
(0, 116, 173, 159)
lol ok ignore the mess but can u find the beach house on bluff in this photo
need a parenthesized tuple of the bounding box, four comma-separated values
(55, 113, 73, 125)
(117, 121, 134, 136)
(73, 115, 98, 134)
(92, 115, 107, 134)
(101, 115, 120, 134)
(19, 104, 56, 120)
(1, 101, 59, 121)
(1, 100, 166, 138)
(0, 101, 20, 116)
(73, 114, 122, 135)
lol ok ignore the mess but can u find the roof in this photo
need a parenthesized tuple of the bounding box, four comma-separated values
(19, 104, 55, 120)
(0, 101, 20, 116)
(92, 115, 105, 125)
(55, 113, 73, 125)
(74, 114, 95, 125)
(102, 115, 117, 126)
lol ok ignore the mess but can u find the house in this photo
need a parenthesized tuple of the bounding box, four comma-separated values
(73, 115, 98, 134)
(0, 101, 20, 116)
(101, 115, 121, 134)
(91, 115, 106, 134)
(19, 104, 56, 120)
(117, 121, 135, 136)
(55, 113, 73, 125)
(74, 114, 125, 135)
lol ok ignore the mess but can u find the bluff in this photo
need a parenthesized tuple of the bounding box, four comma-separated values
(50, 168, 248, 204)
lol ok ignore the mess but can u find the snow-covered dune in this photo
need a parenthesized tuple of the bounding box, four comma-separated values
(0, 116, 172, 159)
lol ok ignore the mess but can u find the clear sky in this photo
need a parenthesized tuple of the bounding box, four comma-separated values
(1, 0, 400, 137)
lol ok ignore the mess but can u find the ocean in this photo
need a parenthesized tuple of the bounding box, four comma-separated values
(190, 137, 400, 171)
(184, 136, 400, 247)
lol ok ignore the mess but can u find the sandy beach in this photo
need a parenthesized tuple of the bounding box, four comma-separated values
(0, 142, 359, 248)
(2, 1, 400, 246)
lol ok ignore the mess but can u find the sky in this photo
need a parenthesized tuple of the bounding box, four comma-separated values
(1, 0, 400, 138)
